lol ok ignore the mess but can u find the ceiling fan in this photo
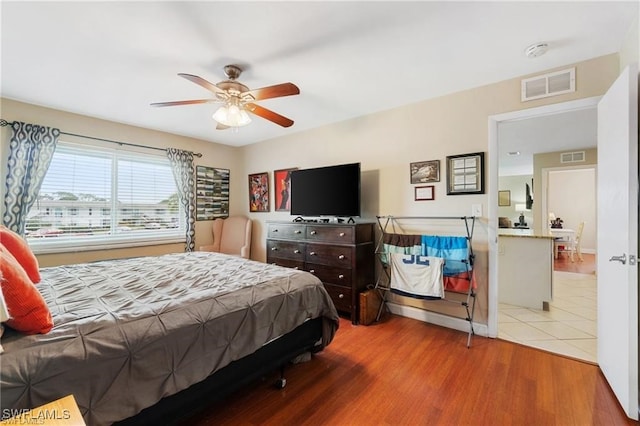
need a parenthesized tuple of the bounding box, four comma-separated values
(151, 65, 300, 129)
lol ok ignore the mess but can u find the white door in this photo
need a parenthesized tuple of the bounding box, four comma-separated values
(597, 63, 638, 420)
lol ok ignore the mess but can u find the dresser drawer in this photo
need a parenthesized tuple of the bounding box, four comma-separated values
(307, 225, 354, 243)
(306, 263, 352, 286)
(267, 256, 304, 270)
(306, 243, 353, 268)
(267, 240, 305, 261)
(323, 283, 352, 313)
(268, 223, 306, 240)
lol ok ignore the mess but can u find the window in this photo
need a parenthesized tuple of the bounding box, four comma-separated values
(26, 142, 184, 252)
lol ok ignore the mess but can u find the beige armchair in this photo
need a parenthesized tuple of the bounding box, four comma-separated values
(200, 215, 252, 259)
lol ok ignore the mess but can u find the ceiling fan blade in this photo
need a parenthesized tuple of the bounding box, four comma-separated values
(245, 103, 294, 128)
(216, 123, 230, 130)
(150, 99, 215, 107)
(178, 73, 226, 96)
(243, 83, 300, 101)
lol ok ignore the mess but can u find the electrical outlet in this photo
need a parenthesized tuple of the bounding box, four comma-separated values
(471, 204, 482, 217)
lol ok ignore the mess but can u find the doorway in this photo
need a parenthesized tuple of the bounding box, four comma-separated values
(499, 166, 598, 362)
(487, 97, 601, 353)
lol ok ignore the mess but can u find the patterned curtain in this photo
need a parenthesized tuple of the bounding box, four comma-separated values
(3, 121, 60, 235)
(166, 148, 196, 251)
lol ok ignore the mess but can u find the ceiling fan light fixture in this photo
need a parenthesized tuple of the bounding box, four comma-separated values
(212, 103, 251, 127)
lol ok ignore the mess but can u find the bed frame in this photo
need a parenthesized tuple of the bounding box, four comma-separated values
(115, 317, 324, 425)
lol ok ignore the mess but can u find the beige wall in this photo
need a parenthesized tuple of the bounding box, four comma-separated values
(0, 98, 243, 266)
(241, 54, 620, 326)
(0, 53, 621, 327)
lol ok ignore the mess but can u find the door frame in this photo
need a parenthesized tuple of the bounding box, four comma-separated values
(541, 164, 597, 248)
(487, 96, 601, 337)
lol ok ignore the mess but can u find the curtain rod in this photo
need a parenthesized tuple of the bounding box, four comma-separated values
(0, 119, 203, 158)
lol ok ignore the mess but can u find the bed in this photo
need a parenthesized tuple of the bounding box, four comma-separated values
(0, 251, 339, 425)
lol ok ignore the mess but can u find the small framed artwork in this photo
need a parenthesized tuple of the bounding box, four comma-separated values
(248, 172, 270, 212)
(410, 160, 440, 184)
(415, 185, 435, 201)
(446, 152, 485, 195)
(274, 168, 297, 211)
(498, 190, 511, 206)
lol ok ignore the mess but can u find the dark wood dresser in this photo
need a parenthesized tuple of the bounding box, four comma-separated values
(266, 221, 375, 324)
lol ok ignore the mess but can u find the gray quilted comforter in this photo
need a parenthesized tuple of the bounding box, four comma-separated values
(0, 252, 339, 425)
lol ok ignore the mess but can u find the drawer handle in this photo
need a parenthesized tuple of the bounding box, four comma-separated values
(294, 249, 300, 254)
(271, 247, 278, 251)
(310, 230, 317, 235)
(339, 232, 345, 237)
(310, 251, 316, 256)
(338, 254, 345, 260)
(338, 274, 344, 279)
(338, 293, 344, 299)
(295, 230, 301, 234)
(273, 229, 278, 232)
(309, 269, 315, 273)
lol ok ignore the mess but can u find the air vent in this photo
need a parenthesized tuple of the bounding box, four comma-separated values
(521, 67, 575, 102)
(560, 151, 585, 163)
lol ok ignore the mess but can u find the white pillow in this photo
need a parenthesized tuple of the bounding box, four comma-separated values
(0, 271, 9, 353)
(0, 270, 9, 322)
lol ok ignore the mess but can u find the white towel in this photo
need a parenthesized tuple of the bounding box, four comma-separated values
(389, 253, 444, 298)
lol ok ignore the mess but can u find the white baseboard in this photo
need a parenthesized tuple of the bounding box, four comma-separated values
(386, 302, 489, 338)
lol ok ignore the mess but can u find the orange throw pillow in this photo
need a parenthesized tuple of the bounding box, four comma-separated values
(0, 225, 41, 283)
(0, 245, 53, 334)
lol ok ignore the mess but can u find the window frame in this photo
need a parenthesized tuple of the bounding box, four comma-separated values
(27, 142, 186, 255)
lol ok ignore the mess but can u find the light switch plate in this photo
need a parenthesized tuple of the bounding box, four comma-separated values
(472, 204, 482, 217)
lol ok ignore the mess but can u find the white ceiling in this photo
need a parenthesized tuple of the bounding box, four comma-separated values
(1, 1, 637, 148)
(498, 107, 598, 176)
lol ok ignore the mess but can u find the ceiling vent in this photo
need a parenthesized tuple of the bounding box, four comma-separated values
(521, 67, 575, 102)
(560, 151, 585, 164)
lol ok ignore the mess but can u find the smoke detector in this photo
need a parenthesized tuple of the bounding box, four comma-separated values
(525, 42, 548, 58)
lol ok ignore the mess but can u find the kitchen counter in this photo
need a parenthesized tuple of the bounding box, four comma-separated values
(498, 228, 555, 239)
(498, 233, 554, 310)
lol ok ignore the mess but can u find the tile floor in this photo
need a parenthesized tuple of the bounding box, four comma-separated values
(498, 271, 597, 363)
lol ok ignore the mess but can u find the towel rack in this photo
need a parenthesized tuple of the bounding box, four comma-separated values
(374, 215, 477, 347)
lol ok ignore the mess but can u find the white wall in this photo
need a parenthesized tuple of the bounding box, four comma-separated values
(547, 168, 596, 253)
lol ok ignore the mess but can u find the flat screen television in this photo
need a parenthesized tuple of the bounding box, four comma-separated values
(290, 162, 361, 218)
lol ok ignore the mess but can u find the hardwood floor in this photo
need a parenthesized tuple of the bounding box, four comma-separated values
(184, 314, 634, 425)
(554, 252, 596, 274)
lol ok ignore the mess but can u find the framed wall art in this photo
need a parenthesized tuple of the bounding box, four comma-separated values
(498, 190, 511, 206)
(446, 152, 485, 195)
(195, 166, 230, 220)
(415, 185, 435, 201)
(274, 167, 297, 211)
(410, 160, 440, 184)
(248, 172, 270, 212)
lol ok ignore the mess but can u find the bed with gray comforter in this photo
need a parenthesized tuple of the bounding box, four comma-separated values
(0, 251, 339, 425)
